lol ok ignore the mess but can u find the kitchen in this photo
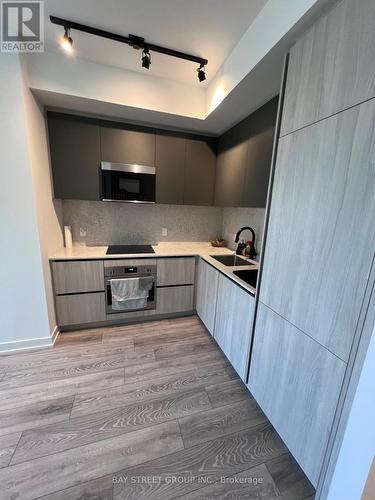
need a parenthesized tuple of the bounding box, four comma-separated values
(0, 0, 374, 499)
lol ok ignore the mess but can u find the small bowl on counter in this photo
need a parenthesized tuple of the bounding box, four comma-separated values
(211, 239, 227, 248)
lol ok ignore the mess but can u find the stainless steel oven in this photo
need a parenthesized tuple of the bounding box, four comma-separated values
(105, 264, 157, 314)
(101, 162, 156, 203)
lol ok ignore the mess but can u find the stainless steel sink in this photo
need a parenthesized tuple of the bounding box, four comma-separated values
(233, 269, 258, 288)
(211, 254, 249, 266)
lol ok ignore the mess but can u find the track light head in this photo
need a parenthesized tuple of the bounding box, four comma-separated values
(142, 47, 151, 69)
(61, 26, 73, 52)
(197, 63, 206, 82)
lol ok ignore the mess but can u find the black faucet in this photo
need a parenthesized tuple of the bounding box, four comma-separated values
(234, 226, 257, 258)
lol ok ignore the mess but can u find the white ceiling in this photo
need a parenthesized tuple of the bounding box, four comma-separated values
(44, 0, 268, 87)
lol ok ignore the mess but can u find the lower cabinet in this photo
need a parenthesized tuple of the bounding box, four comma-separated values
(214, 274, 255, 380)
(156, 285, 194, 315)
(157, 257, 195, 286)
(195, 259, 219, 335)
(55, 292, 106, 327)
(248, 302, 346, 486)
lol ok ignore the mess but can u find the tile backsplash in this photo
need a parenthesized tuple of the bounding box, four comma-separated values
(62, 200, 266, 251)
(62, 200, 223, 245)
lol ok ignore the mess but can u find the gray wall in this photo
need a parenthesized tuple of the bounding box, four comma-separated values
(62, 200, 266, 251)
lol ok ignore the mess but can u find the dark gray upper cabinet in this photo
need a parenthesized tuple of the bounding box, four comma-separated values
(215, 96, 278, 208)
(243, 97, 278, 207)
(100, 126, 155, 166)
(184, 139, 216, 206)
(214, 129, 248, 207)
(155, 134, 185, 205)
(47, 113, 101, 200)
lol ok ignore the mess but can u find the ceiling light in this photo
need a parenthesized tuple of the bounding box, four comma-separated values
(197, 64, 206, 82)
(61, 26, 73, 52)
(142, 47, 151, 69)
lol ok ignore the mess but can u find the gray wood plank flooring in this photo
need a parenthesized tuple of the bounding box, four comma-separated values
(0, 316, 314, 499)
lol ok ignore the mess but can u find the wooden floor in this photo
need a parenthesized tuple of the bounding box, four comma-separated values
(0, 316, 315, 499)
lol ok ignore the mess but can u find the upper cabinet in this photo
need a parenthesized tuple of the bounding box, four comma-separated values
(281, 0, 375, 136)
(215, 96, 278, 208)
(215, 128, 248, 207)
(184, 139, 216, 206)
(155, 134, 185, 205)
(47, 113, 101, 201)
(47, 98, 276, 207)
(100, 126, 155, 166)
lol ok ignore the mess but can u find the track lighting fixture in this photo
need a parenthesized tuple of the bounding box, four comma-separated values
(142, 47, 151, 69)
(51, 16, 208, 81)
(197, 63, 206, 82)
(61, 26, 73, 52)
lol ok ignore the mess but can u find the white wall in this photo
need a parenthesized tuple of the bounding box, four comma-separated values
(26, 51, 206, 120)
(327, 326, 375, 500)
(21, 59, 64, 335)
(0, 54, 53, 350)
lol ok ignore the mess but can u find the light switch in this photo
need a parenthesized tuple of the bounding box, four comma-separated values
(79, 227, 87, 237)
(162, 227, 168, 237)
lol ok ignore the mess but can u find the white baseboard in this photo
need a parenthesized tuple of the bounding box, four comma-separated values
(0, 326, 59, 354)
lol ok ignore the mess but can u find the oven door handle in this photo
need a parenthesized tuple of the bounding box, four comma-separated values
(106, 284, 112, 306)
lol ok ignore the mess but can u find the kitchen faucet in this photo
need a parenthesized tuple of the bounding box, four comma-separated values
(234, 226, 257, 258)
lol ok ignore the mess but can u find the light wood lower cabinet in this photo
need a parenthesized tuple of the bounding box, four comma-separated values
(156, 285, 194, 314)
(157, 258, 195, 286)
(248, 302, 346, 486)
(52, 261, 104, 294)
(55, 293, 106, 326)
(195, 259, 219, 335)
(214, 274, 255, 381)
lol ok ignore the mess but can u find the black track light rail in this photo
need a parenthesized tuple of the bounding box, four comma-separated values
(50, 16, 208, 66)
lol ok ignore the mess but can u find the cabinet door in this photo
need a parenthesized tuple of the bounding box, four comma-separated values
(52, 261, 104, 294)
(243, 97, 278, 207)
(47, 114, 101, 200)
(214, 274, 254, 380)
(261, 100, 375, 361)
(214, 131, 247, 207)
(155, 134, 185, 204)
(184, 139, 216, 206)
(196, 259, 219, 335)
(281, 0, 375, 135)
(248, 303, 346, 486)
(100, 126, 155, 166)
(56, 293, 106, 326)
(156, 285, 194, 314)
(157, 258, 195, 286)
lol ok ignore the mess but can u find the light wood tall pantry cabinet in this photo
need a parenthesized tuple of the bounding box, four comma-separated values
(248, 0, 375, 489)
(280, 0, 375, 136)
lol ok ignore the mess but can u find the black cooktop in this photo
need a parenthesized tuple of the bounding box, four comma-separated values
(106, 245, 155, 255)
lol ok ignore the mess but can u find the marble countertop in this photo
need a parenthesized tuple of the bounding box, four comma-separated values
(49, 242, 258, 295)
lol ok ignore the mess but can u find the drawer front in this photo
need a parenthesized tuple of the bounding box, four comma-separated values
(156, 285, 194, 314)
(56, 293, 106, 326)
(52, 261, 104, 294)
(157, 258, 195, 286)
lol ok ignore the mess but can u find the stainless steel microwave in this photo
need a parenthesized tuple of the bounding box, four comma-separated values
(101, 162, 156, 203)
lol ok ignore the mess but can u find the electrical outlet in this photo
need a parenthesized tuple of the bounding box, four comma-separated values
(162, 227, 168, 237)
(79, 227, 87, 238)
